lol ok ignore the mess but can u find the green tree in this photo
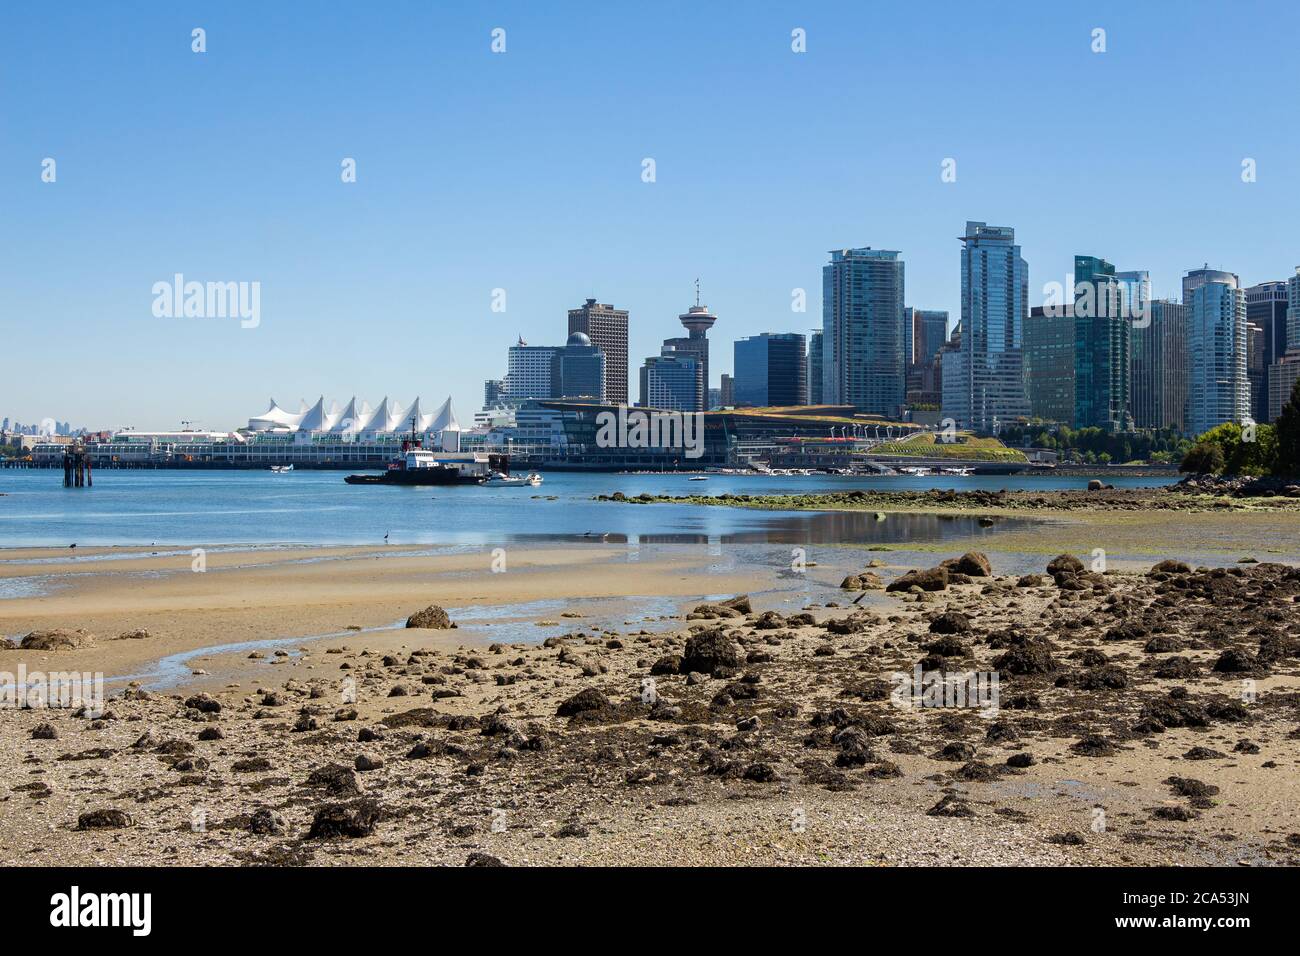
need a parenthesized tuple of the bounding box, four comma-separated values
(1277, 378, 1300, 477)
(1180, 441, 1225, 474)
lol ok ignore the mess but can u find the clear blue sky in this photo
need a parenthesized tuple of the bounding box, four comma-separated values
(3, 0, 1298, 430)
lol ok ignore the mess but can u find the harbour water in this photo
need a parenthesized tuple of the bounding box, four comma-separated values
(0, 468, 1173, 548)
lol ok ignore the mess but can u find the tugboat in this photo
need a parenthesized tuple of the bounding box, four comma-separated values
(344, 419, 503, 486)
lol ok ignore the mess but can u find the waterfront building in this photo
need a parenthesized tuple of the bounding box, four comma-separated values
(807, 330, 823, 405)
(946, 222, 1030, 431)
(822, 247, 905, 416)
(639, 346, 701, 412)
(568, 299, 629, 404)
(503, 341, 561, 401)
(1073, 256, 1135, 432)
(734, 333, 807, 407)
(1025, 305, 1075, 424)
(1186, 268, 1248, 435)
(552, 332, 606, 400)
(1131, 300, 1188, 431)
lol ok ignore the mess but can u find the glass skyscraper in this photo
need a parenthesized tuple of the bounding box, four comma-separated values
(822, 248, 905, 416)
(734, 333, 807, 407)
(1185, 268, 1248, 436)
(949, 222, 1029, 431)
(1073, 256, 1137, 432)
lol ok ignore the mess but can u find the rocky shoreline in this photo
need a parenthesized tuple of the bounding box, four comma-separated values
(596, 476, 1300, 515)
(3, 548, 1299, 867)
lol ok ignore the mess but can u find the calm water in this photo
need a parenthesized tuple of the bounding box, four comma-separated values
(0, 468, 1172, 548)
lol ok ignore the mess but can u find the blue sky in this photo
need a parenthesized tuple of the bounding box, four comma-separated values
(3, 0, 1298, 430)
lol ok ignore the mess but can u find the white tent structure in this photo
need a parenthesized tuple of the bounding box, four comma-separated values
(245, 396, 459, 436)
(247, 399, 307, 432)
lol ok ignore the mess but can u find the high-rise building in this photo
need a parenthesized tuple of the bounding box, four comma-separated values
(946, 222, 1029, 431)
(1131, 300, 1188, 431)
(1266, 267, 1300, 422)
(639, 346, 701, 411)
(807, 330, 823, 405)
(1247, 280, 1289, 422)
(483, 379, 504, 407)
(719, 373, 734, 407)
(502, 341, 561, 400)
(1073, 256, 1136, 432)
(1186, 268, 1248, 436)
(568, 299, 629, 404)
(552, 332, 606, 400)
(1247, 322, 1268, 424)
(822, 248, 905, 416)
(734, 333, 807, 407)
(910, 309, 949, 368)
(706, 387, 722, 410)
(1024, 305, 1075, 423)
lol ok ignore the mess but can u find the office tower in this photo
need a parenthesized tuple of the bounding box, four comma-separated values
(946, 222, 1029, 431)
(639, 346, 701, 411)
(1186, 269, 1248, 435)
(1073, 256, 1135, 431)
(706, 387, 722, 410)
(503, 340, 561, 400)
(939, 322, 966, 424)
(1247, 322, 1267, 423)
(1130, 300, 1188, 430)
(1267, 267, 1300, 421)
(483, 379, 504, 407)
(1024, 305, 1075, 423)
(734, 333, 807, 407)
(822, 248, 905, 416)
(719, 374, 734, 407)
(1247, 280, 1290, 422)
(568, 299, 629, 404)
(911, 309, 949, 367)
(552, 332, 606, 400)
(807, 330, 823, 404)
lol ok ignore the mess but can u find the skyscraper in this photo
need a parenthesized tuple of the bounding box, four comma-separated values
(734, 333, 807, 407)
(807, 330, 823, 405)
(1130, 300, 1187, 430)
(503, 341, 561, 400)
(719, 373, 734, 407)
(552, 332, 606, 400)
(1246, 280, 1289, 422)
(1185, 268, 1248, 435)
(639, 346, 701, 412)
(568, 299, 629, 404)
(1025, 305, 1075, 423)
(1266, 267, 1300, 422)
(947, 222, 1029, 431)
(822, 248, 905, 416)
(1073, 256, 1136, 432)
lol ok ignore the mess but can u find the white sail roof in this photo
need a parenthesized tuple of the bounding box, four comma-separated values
(246, 395, 457, 434)
(357, 396, 401, 433)
(296, 396, 342, 432)
(428, 396, 459, 432)
(248, 398, 307, 431)
(329, 397, 371, 433)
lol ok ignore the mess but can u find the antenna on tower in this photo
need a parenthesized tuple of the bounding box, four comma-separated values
(695, 278, 700, 308)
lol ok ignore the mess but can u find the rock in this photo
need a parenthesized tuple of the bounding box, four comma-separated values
(1046, 553, 1084, 575)
(1070, 734, 1117, 757)
(247, 808, 287, 835)
(681, 629, 742, 674)
(720, 595, 752, 614)
(307, 800, 381, 839)
(686, 603, 744, 620)
(992, 638, 1059, 675)
(554, 821, 589, 838)
(556, 688, 610, 717)
(197, 727, 225, 741)
(183, 693, 222, 714)
(742, 762, 779, 782)
(354, 754, 384, 772)
(926, 795, 974, 818)
(928, 611, 971, 635)
(1150, 559, 1191, 575)
(20, 629, 95, 650)
(405, 605, 456, 629)
(77, 808, 131, 830)
(232, 757, 273, 773)
(952, 552, 992, 577)
(465, 852, 504, 867)
(1015, 574, 1043, 588)
(886, 567, 948, 592)
(650, 654, 682, 675)
(1087, 479, 1105, 491)
(1212, 649, 1258, 673)
(116, 629, 150, 640)
(31, 722, 58, 740)
(305, 763, 361, 797)
(1006, 752, 1035, 768)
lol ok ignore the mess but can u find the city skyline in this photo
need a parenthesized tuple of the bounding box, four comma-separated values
(5, 1, 1300, 429)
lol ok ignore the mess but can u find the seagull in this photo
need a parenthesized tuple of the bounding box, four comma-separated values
(384, 532, 390, 544)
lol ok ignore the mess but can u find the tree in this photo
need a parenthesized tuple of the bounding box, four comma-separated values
(1277, 377, 1300, 477)
(1180, 441, 1225, 474)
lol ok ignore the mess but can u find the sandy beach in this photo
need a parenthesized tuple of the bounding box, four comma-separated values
(3, 493, 1299, 867)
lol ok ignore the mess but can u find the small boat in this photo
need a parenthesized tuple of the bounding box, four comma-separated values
(483, 471, 529, 486)
(525, 473, 543, 486)
(270, 464, 294, 473)
(688, 475, 709, 481)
